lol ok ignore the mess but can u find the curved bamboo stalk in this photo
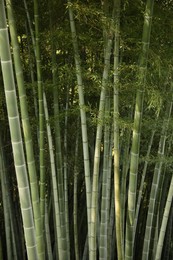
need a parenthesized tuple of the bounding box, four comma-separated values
(0, 1, 38, 258)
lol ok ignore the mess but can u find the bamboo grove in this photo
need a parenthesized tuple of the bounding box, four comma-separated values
(0, 0, 173, 259)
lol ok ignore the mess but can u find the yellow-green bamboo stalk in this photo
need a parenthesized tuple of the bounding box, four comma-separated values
(113, 0, 123, 259)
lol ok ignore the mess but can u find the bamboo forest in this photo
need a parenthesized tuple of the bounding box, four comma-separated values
(0, 0, 173, 259)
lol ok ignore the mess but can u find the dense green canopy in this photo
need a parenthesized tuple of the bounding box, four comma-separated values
(0, 0, 173, 259)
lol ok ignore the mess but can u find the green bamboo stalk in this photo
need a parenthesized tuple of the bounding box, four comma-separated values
(151, 127, 173, 258)
(151, 162, 166, 258)
(0, 136, 12, 260)
(134, 128, 155, 237)
(49, 2, 69, 256)
(107, 126, 113, 218)
(23, 0, 36, 55)
(48, 0, 63, 186)
(161, 200, 173, 260)
(64, 89, 70, 258)
(99, 94, 110, 260)
(0, 1, 38, 258)
(120, 127, 131, 248)
(155, 174, 173, 260)
(125, 1, 154, 259)
(142, 92, 172, 260)
(5, 1, 44, 258)
(90, 17, 114, 260)
(25, 22, 38, 119)
(10, 220, 17, 260)
(43, 92, 68, 259)
(68, 0, 91, 254)
(48, 2, 68, 253)
(158, 134, 173, 228)
(113, 1, 123, 259)
(6, 167, 24, 259)
(82, 234, 89, 260)
(73, 120, 80, 260)
(23, 0, 38, 125)
(33, 0, 45, 228)
(45, 201, 53, 260)
(108, 186, 115, 260)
